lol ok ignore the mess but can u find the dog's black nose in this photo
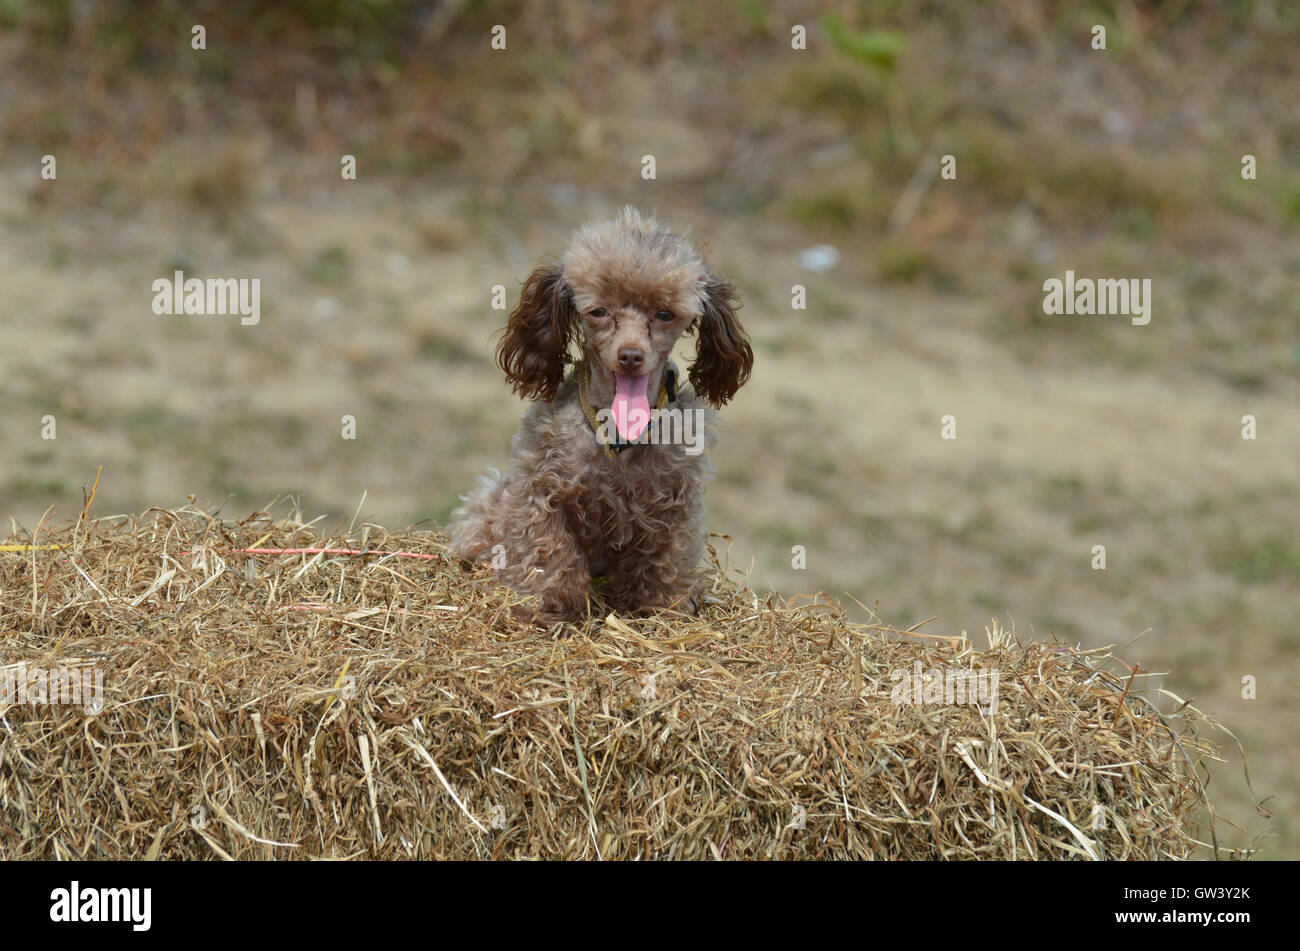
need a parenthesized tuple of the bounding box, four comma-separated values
(617, 347, 645, 372)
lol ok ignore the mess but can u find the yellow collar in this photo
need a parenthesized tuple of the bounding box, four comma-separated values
(576, 360, 675, 460)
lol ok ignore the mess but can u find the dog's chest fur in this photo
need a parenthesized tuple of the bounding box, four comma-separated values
(516, 378, 716, 549)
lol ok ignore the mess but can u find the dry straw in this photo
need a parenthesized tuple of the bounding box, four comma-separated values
(0, 503, 1235, 859)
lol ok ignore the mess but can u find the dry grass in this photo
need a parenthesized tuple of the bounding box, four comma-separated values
(0, 503, 1241, 860)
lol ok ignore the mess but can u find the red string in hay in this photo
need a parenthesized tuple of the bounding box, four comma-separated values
(193, 547, 443, 561)
(280, 602, 459, 617)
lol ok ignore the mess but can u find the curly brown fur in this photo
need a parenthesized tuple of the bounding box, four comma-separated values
(497, 263, 577, 402)
(690, 278, 752, 407)
(448, 207, 752, 625)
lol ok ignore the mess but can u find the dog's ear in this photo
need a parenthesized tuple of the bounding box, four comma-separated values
(689, 277, 753, 407)
(497, 263, 577, 401)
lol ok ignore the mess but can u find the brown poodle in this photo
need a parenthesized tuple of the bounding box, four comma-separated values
(448, 207, 753, 625)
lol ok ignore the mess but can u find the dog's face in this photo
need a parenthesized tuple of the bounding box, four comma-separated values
(497, 207, 753, 418)
(563, 212, 707, 386)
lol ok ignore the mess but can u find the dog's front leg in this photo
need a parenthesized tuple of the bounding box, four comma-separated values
(607, 500, 707, 617)
(495, 493, 591, 625)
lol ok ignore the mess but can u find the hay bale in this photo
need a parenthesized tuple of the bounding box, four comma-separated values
(0, 507, 1222, 859)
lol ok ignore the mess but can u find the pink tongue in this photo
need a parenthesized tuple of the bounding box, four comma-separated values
(611, 372, 651, 441)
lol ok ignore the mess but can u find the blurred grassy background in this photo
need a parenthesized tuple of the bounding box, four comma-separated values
(1, 0, 1297, 856)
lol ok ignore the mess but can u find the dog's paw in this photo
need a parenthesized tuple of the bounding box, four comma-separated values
(509, 603, 542, 626)
(511, 602, 583, 633)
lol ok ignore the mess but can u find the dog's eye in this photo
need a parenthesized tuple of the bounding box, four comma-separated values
(589, 308, 607, 318)
(656, 309, 674, 321)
